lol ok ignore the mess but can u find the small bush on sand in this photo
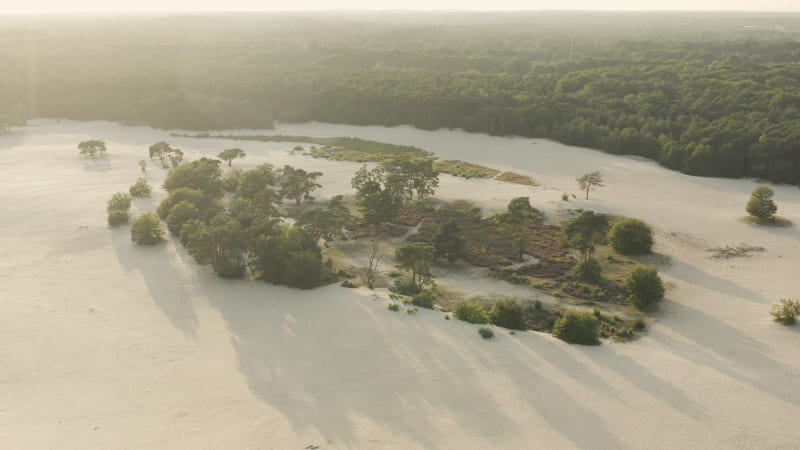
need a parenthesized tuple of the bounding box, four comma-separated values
(107, 192, 132, 212)
(129, 178, 152, 198)
(626, 266, 665, 310)
(770, 299, 800, 325)
(553, 311, 600, 345)
(454, 301, 488, 324)
(131, 212, 165, 245)
(609, 218, 654, 255)
(478, 327, 494, 339)
(391, 278, 421, 296)
(489, 297, 526, 330)
(107, 209, 129, 226)
(411, 290, 436, 309)
(387, 303, 400, 312)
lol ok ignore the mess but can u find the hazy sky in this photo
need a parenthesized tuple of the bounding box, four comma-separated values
(3, 0, 799, 13)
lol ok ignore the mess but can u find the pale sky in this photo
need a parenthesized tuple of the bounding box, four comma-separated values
(2, 0, 799, 13)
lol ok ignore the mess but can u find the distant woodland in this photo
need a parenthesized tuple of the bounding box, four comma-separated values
(2, 12, 800, 183)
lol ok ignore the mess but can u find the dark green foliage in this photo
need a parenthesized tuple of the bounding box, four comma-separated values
(165, 201, 200, 235)
(221, 168, 243, 193)
(181, 214, 247, 278)
(129, 178, 152, 198)
(341, 280, 356, 288)
(162, 158, 223, 198)
(107, 209, 129, 226)
(395, 243, 436, 290)
(633, 317, 646, 331)
(78, 140, 106, 158)
(130, 212, 165, 245)
(489, 297, 526, 330)
(746, 186, 778, 221)
(454, 301, 488, 324)
(770, 299, 800, 325)
(609, 218, 654, 255)
(251, 226, 328, 288)
(387, 303, 401, 312)
(217, 148, 246, 166)
(391, 278, 421, 297)
(278, 165, 322, 205)
(157, 188, 205, 219)
(552, 311, 600, 345)
(494, 197, 544, 225)
(478, 327, 494, 339)
(107, 192, 132, 213)
(626, 266, 665, 310)
(574, 257, 602, 282)
(411, 290, 436, 309)
(351, 159, 439, 224)
(560, 211, 609, 265)
(432, 220, 465, 263)
(236, 165, 279, 213)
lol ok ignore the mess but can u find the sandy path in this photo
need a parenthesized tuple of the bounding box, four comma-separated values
(1, 120, 798, 449)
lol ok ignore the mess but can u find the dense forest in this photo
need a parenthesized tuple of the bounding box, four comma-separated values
(2, 12, 800, 183)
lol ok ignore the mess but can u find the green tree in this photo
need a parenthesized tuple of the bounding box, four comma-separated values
(577, 171, 604, 200)
(130, 212, 165, 245)
(494, 197, 544, 226)
(609, 218, 654, 255)
(148, 141, 172, 162)
(553, 311, 600, 345)
(560, 210, 609, 265)
(78, 140, 107, 158)
(236, 166, 279, 213)
(107, 192, 132, 212)
(157, 188, 205, 219)
(432, 220, 465, 263)
(165, 200, 200, 235)
(454, 301, 488, 324)
(626, 266, 665, 310)
(180, 214, 247, 278)
(107, 209, 129, 226)
(129, 178, 152, 198)
(218, 148, 246, 166)
(489, 297, 526, 330)
(395, 243, 436, 290)
(162, 157, 223, 199)
(746, 185, 778, 221)
(278, 165, 323, 205)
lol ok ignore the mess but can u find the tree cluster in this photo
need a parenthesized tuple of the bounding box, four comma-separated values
(351, 158, 439, 224)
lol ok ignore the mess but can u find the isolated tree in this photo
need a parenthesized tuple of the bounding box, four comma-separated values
(609, 218, 653, 254)
(626, 266, 665, 310)
(432, 220, 465, 263)
(130, 212, 165, 245)
(129, 178, 152, 198)
(78, 140, 107, 158)
(218, 148, 246, 166)
(560, 210, 609, 265)
(746, 186, 778, 221)
(395, 243, 436, 290)
(364, 239, 382, 289)
(148, 141, 172, 162)
(279, 165, 323, 205)
(577, 171, 604, 199)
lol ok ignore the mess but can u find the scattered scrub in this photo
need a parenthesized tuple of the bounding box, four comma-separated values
(770, 299, 800, 325)
(478, 327, 495, 339)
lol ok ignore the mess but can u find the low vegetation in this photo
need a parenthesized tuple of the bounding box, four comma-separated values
(609, 218, 654, 255)
(131, 212, 165, 245)
(454, 301, 489, 324)
(129, 178, 152, 198)
(553, 311, 600, 345)
(770, 299, 800, 325)
(495, 172, 537, 186)
(434, 160, 500, 179)
(626, 266, 665, 310)
(478, 327, 495, 339)
(78, 140, 107, 158)
(107, 192, 132, 226)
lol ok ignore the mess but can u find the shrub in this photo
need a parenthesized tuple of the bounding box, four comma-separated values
(107, 192, 132, 213)
(633, 317, 646, 331)
(626, 266, 665, 310)
(166, 200, 200, 235)
(130, 212, 165, 245)
(411, 290, 436, 309)
(770, 299, 800, 325)
(553, 311, 600, 345)
(107, 209, 129, 226)
(454, 301, 488, 324)
(391, 278, 421, 296)
(387, 303, 400, 312)
(609, 218, 654, 255)
(478, 327, 494, 339)
(129, 178, 152, 198)
(341, 280, 356, 288)
(157, 187, 205, 219)
(574, 257, 602, 282)
(489, 297, 526, 330)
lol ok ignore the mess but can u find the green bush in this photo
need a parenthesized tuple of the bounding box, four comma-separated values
(130, 212, 165, 245)
(609, 218, 654, 255)
(478, 327, 494, 339)
(391, 278, 421, 296)
(387, 303, 400, 312)
(574, 257, 602, 282)
(489, 297, 526, 330)
(770, 299, 800, 325)
(129, 178, 153, 198)
(633, 317, 646, 331)
(107, 209, 129, 226)
(166, 200, 200, 235)
(107, 192, 132, 213)
(454, 301, 488, 324)
(411, 290, 436, 309)
(626, 266, 665, 310)
(341, 280, 356, 288)
(552, 311, 600, 345)
(157, 188, 205, 219)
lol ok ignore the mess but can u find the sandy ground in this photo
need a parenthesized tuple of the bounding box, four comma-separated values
(1, 119, 799, 449)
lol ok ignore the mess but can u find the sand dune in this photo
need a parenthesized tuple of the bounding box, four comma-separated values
(1, 119, 798, 449)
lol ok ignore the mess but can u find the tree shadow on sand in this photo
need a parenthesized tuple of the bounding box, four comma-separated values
(82, 157, 113, 173)
(196, 278, 626, 449)
(666, 258, 764, 304)
(110, 228, 199, 338)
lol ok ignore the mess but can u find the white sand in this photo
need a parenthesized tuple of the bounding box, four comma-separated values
(1, 119, 798, 449)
